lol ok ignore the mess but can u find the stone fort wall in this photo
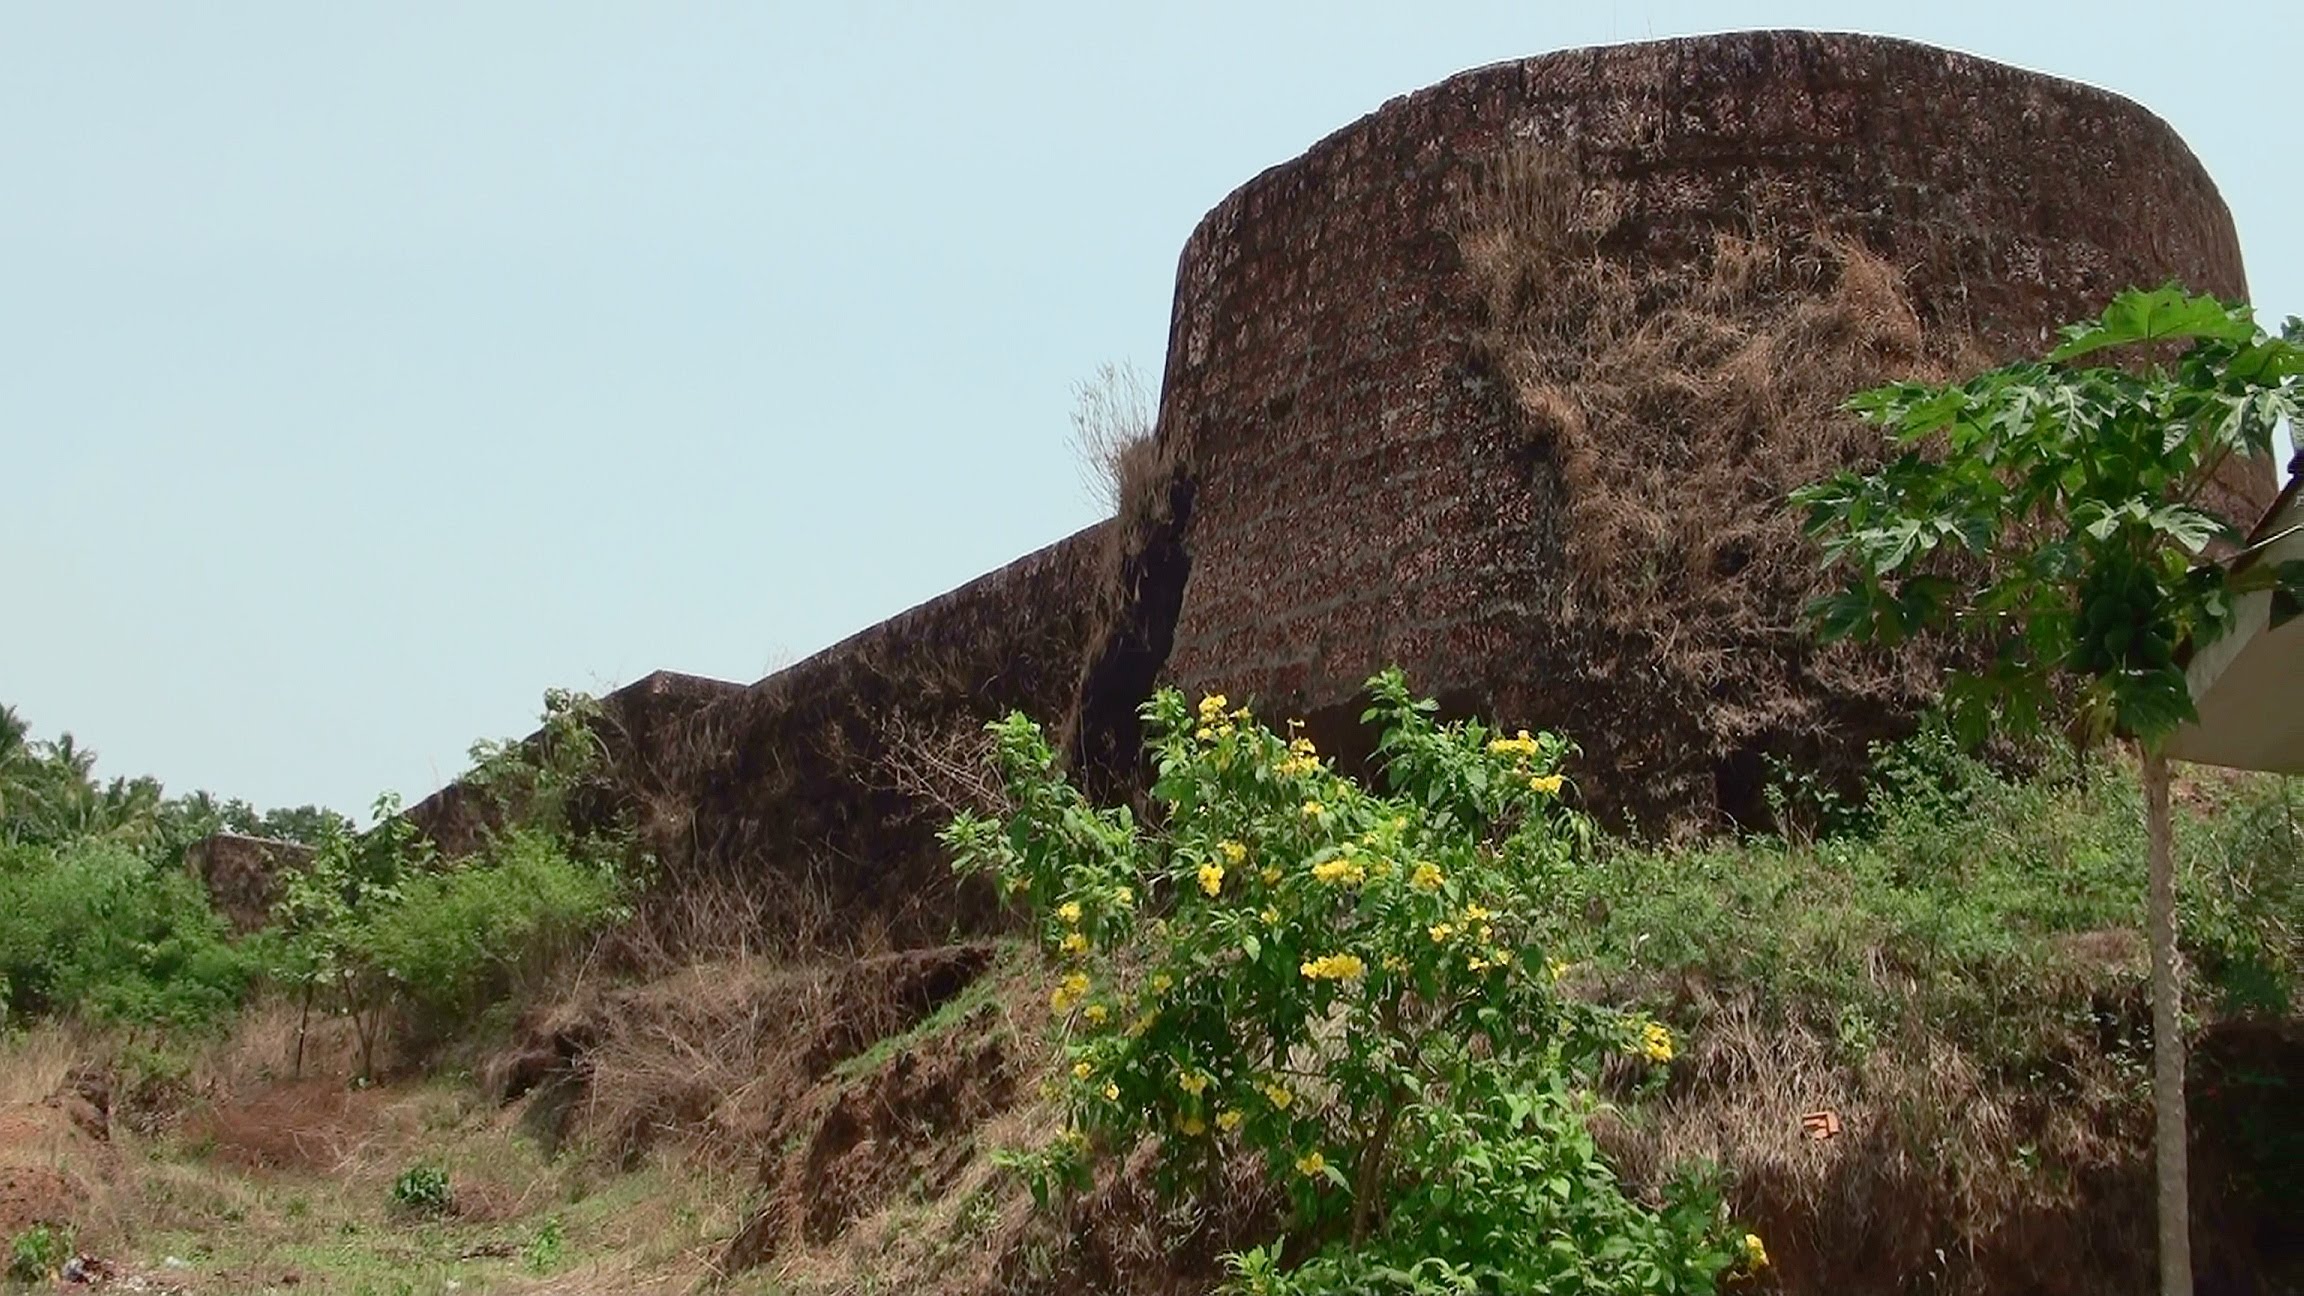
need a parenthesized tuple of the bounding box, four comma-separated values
(398, 31, 2272, 934)
(1124, 30, 2262, 828)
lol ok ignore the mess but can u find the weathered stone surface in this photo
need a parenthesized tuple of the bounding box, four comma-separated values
(598, 524, 1105, 944)
(404, 668, 747, 859)
(1121, 30, 2269, 829)
(408, 31, 2273, 889)
(184, 832, 315, 933)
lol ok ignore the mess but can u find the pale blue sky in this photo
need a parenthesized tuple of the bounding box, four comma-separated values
(5, 3, 2299, 819)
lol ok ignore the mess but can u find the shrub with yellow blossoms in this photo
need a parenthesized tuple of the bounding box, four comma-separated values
(944, 668, 1739, 1295)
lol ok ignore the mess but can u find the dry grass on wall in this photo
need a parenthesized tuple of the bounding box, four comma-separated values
(1594, 987, 2160, 1296)
(1454, 145, 1993, 813)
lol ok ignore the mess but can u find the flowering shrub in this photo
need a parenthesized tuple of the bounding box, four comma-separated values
(945, 670, 1744, 1294)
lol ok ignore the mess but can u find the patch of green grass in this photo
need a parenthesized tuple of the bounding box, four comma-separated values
(830, 952, 1017, 1083)
(85, 1069, 755, 1295)
(1550, 734, 2301, 1063)
(388, 1164, 451, 1218)
(8, 1222, 73, 1285)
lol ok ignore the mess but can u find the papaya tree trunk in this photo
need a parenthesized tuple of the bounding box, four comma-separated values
(2142, 748, 2191, 1296)
(293, 976, 314, 1079)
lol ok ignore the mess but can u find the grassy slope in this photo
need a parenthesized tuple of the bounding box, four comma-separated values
(1554, 738, 2301, 1293)
(1569, 737, 2298, 1056)
(3, 743, 2297, 1295)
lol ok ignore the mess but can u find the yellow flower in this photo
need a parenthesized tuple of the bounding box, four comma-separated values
(1487, 730, 1540, 758)
(1300, 800, 1325, 818)
(1149, 972, 1173, 995)
(1528, 774, 1565, 796)
(1428, 923, 1455, 943)
(1198, 862, 1226, 897)
(1073, 1060, 1094, 1080)
(1194, 726, 1218, 743)
(1277, 755, 1320, 777)
(1261, 1082, 1293, 1109)
(1299, 953, 1366, 981)
(1082, 1003, 1108, 1025)
(1261, 905, 1281, 925)
(1056, 900, 1083, 924)
(1125, 1011, 1156, 1037)
(1260, 865, 1282, 886)
(1548, 958, 1572, 982)
(1295, 1150, 1327, 1178)
(1218, 840, 1248, 865)
(1410, 861, 1444, 891)
(1050, 971, 1092, 1012)
(1177, 1113, 1206, 1136)
(1462, 902, 1495, 923)
(1177, 1070, 1211, 1096)
(1310, 857, 1365, 886)
(1381, 953, 1409, 974)
(1215, 1108, 1243, 1132)
(1741, 1233, 1769, 1270)
(1639, 1022, 1674, 1063)
(1103, 1081, 1120, 1101)
(1467, 955, 1491, 972)
(1060, 931, 1090, 956)
(1197, 693, 1229, 721)
(1111, 886, 1134, 909)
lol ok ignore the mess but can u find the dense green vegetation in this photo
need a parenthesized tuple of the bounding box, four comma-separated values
(3, 290, 2298, 1293)
(0, 704, 315, 1033)
(0, 838, 254, 1031)
(1, 704, 349, 858)
(1557, 730, 2299, 1056)
(954, 675, 1749, 1296)
(961, 677, 2301, 1296)
(0, 695, 632, 1055)
(1794, 287, 2304, 1296)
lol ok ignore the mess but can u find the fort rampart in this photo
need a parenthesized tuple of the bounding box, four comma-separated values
(398, 32, 2273, 932)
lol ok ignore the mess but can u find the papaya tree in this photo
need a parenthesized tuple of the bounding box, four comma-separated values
(1792, 287, 2304, 1296)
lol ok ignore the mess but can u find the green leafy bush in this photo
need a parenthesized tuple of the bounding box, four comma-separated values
(269, 693, 633, 1073)
(1553, 731, 2302, 1058)
(1792, 287, 2304, 746)
(7, 1222, 72, 1283)
(523, 1216, 566, 1273)
(0, 839, 252, 1030)
(947, 671, 1744, 1294)
(389, 1163, 452, 1217)
(357, 826, 626, 1027)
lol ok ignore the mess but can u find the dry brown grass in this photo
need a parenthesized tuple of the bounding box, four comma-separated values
(871, 707, 1009, 827)
(0, 1022, 83, 1108)
(495, 943, 1008, 1176)
(1070, 361, 1158, 517)
(572, 955, 844, 1166)
(615, 871, 866, 972)
(1591, 981, 2162, 1295)
(1064, 360, 1194, 803)
(1454, 144, 1996, 822)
